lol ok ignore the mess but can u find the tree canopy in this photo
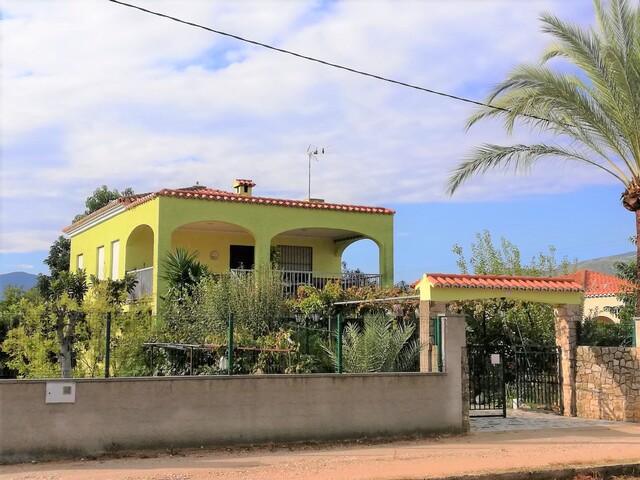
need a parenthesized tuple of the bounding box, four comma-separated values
(72, 185, 135, 223)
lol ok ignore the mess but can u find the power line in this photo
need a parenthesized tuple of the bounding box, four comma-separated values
(106, 0, 551, 123)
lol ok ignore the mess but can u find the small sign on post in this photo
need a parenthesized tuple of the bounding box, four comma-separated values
(490, 353, 501, 365)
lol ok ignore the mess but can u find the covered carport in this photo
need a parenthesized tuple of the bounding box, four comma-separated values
(414, 273, 584, 417)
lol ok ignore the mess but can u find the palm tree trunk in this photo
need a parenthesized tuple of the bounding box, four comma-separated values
(636, 210, 640, 317)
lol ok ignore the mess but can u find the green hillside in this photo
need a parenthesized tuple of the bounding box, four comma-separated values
(574, 251, 635, 275)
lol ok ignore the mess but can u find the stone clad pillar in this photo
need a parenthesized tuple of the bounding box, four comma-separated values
(554, 304, 580, 417)
(419, 300, 446, 372)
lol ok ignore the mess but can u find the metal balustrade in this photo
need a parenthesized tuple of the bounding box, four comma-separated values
(125, 267, 381, 301)
(231, 269, 381, 294)
(126, 266, 153, 300)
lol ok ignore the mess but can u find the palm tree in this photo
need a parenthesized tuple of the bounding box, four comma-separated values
(447, 0, 640, 315)
(323, 314, 421, 373)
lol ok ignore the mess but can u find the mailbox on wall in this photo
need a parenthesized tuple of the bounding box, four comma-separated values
(45, 382, 76, 404)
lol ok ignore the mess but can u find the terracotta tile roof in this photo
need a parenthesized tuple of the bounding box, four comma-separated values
(61, 194, 150, 233)
(419, 273, 583, 292)
(564, 270, 633, 297)
(233, 179, 256, 187)
(63, 186, 394, 232)
(150, 187, 395, 214)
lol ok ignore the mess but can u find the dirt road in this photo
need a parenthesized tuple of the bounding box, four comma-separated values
(3, 422, 640, 480)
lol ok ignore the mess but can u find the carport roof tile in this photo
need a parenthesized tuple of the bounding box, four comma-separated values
(422, 273, 583, 292)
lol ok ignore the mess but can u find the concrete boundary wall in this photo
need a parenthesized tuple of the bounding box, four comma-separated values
(0, 310, 468, 464)
(0, 370, 464, 463)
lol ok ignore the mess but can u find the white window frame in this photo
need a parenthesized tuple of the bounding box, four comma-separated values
(97, 246, 105, 280)
(111, 240, 120, 279)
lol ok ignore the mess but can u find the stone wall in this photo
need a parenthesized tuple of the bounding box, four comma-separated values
(575, 346, 640, 422)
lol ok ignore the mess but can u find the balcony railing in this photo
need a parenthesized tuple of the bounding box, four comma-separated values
(124, 267, 380, 301)
(126, 267, 153, 300)
(231, 269, 381, 295)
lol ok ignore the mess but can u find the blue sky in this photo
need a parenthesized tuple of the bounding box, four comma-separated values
(0, 0, 633, 283)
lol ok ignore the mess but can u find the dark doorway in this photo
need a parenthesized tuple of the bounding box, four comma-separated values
(230, 245, 254, 269)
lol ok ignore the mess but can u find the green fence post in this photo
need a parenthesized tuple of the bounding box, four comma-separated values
(227, 312, 234, 375)
(304, 317, 309, 354)
(435, 315, 443, 372)
(104, 312, 112, 378)
(337, 314, 342, 374)
(633, 317, 637, 347)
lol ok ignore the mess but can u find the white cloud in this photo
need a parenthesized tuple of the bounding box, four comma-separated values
(1, 0, 608, 253)
(15, 264, 35, 270)
(0, 230, 63, 254)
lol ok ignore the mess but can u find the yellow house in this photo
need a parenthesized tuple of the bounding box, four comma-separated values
(63, 179, 394, 306)
(565, 270, 630, 323)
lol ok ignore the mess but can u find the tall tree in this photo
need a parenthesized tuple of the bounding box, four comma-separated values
(73, 185, 135, 223)
(446, 0, 640, 315)
(39, 186, 135, 295)
(451, 231, 573, 347)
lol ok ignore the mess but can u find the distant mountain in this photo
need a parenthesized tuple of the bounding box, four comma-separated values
(0, 272, 39, 295)
(574, 251, 635, 275)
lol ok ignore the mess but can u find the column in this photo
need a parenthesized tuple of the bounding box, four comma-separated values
(554, 304, 580, 417)
(442, 314, 469, 432)
(378, 242, 394, 288)
(419, 300, 446, 372)
(253, 235, 272, 270)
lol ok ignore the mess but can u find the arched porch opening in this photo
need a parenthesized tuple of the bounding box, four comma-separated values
(170, 220, 256, 273)
(339, 238, 381, 288)
(592, 315, 615, 324)
(271, 228, 384, 291)
(125, 224, 154, 298)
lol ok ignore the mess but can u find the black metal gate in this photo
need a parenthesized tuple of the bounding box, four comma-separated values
(467, 345, 506, 417)
(514, 345, 562, 413)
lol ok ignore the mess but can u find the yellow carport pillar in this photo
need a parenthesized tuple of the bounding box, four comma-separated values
(419, 300, 446, 372)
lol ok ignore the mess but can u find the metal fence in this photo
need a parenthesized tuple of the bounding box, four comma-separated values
(467, 344, 507, 417)
(513, 345, 561, 412)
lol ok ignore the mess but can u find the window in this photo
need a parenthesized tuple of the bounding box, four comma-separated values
(111, 240, 120, 279)
(278, 245, 312, 271)
(76, 254, 83, 270)
(229, 245, 254, 270)
(97, 246, 105, 280)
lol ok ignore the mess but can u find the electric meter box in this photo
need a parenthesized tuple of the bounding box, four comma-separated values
(45, 382, 76, 404)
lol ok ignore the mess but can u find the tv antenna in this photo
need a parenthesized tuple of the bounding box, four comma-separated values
(307, 145, 328, 200)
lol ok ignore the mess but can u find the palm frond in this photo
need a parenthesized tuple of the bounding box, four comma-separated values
(447, 143, 627, 196)
(451, 0, 640, 195)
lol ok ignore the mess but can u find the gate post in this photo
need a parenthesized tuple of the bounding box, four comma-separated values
(419, 300, 446, 372)
(554, 304, 580, 417)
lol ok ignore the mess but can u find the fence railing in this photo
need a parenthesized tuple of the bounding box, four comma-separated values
(142, 313, 421, 377)
(231, 269, 381, 294)
(126, 267, 153, 300)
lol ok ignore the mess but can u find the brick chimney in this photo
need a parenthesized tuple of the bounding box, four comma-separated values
(232, 179, 255, 196)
